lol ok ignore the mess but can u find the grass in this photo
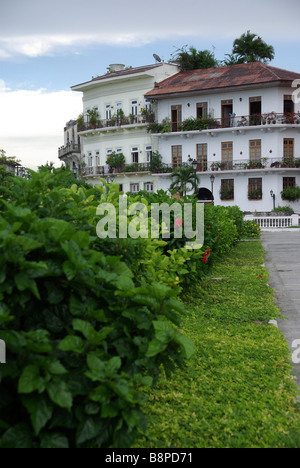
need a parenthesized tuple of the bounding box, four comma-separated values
(134, 241, 300, 448)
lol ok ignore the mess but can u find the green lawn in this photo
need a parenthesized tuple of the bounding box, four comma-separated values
(134, 241, 300, 448)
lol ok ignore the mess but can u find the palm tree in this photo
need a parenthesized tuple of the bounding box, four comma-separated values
(170, 166, 200, 196)
(232, 31, 275, 64)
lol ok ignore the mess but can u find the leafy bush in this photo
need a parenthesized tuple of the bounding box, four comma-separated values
(240, 220, 261, 239)
(0, 172, 194, 448)
(281, 187, 300, 202)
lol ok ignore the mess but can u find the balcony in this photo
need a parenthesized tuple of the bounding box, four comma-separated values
(80, 157, 300, 178)
(147, 112, 300, 135)
(185, 157, 300, 173)
(82, 163, 152, 177)
(58, 143, 81, 159)
(78, 112, 155, 135)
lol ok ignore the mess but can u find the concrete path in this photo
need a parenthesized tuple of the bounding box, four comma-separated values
(261, 231, 300, 386)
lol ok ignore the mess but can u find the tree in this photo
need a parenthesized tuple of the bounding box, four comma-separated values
(172, 46, 219, 71)
(170, 165, 200, 196)
(231, 31, 275, 64)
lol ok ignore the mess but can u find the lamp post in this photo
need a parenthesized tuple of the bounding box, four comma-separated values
(210, 174, 215, 196)
(72, 164, 78, 179)
(192, 159, 198, 194)
(270, 190, 276, 210)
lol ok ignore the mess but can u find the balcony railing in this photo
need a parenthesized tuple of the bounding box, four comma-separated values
(58, 143, 81, 158)
(81, 157, 300, 177)
(147, 112, 300, 134)
(78, 113, 155, 132)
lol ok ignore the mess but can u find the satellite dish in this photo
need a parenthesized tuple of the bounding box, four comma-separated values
(153, 54, 162, 63)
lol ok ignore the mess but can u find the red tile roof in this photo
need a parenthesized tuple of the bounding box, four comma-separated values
(145, 62, 300, 98)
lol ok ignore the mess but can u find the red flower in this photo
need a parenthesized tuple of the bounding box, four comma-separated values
(258, 275, 263, 278)
(203, 250, 211, 263)
(175, 218, 183, 227)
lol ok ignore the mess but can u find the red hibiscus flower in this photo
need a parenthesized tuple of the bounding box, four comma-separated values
(175, 218, 183, 227)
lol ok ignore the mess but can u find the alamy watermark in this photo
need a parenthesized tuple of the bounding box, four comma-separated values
(292, 339, 300, 365)
(96, 197, 204, 250)
(0, 339, 6, 364)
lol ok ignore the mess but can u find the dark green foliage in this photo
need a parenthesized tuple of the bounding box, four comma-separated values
(231, 30, 275, 64)
(172, 46, 219, 71)
(0, 172, 194, 448)
(281, 187, 300, 202)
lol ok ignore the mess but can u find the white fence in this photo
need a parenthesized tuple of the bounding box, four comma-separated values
(244, 214, 300, 229)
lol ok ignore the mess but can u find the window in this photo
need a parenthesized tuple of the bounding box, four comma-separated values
(221, 100, 233, 128)
(221, 142, 233, 169)
(87, 153, 93, 175)
(95, 151, 100, 167)
(144, 98, 152, 112)
(119, 184, 123, 192)
(130, 183, 140, 194)
(105, 104, 112, 121)
(284, 138, 294, 162)
(172, 145, 182, 168)
(220, 179, 234, 200)
(283, 177, 296, 190)
(196, 102, 208, 119)
(131, 100, 138, 122)
(248, 178, 262, 200)
(116, 148, 123, 154)
(284, 95, 294, 114)
(131, 147, 139, 164)
(171, 105, 182, 132)
(249, 97, 261, 125)
(249, 140, 262, 161)
(145, 145, 152, 163)
(144, 182, 154, 193)
(197, 143, 208, 171)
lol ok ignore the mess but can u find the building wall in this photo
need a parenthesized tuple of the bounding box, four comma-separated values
(156, 86, 299, 122)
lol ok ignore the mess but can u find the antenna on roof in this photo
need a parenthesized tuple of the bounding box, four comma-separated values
(153, 54, 162, 63)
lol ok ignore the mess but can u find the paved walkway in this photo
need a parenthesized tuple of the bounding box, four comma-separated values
(261, 231, 300, 386)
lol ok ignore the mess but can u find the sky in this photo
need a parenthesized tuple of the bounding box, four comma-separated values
(1, 0, 300, 169)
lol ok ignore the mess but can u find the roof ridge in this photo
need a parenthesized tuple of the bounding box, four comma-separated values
(259, 62, 282, 80)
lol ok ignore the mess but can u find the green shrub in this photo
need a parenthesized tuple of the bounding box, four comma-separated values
(240, 220, 261, 239)
(281, 187, 300, 202)
(0, 172, 194, 448)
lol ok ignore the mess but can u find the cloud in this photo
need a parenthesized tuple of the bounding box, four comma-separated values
(1, 0, 300, 58)
(0, 83, 82, 169)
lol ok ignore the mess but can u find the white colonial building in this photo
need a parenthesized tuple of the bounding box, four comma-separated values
(63, 61, 300, 213)
(58, 119, 82, 173)
(70, 62, 179, 192)
(145, 62, 300, 212)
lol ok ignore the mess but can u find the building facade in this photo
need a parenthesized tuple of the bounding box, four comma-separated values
(71, 63, 179, 192)
(145, 62, 300, 212)
(58, 119, 82, 174)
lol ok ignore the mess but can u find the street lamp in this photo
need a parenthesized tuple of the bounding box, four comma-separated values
(270, 190, 276, 210)
(192, 159, 198, 194)
(72, 164, 78, 179)
(210, 174, 215, 195)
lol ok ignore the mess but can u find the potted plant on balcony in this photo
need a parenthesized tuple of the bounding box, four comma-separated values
(77, 113, 85, 132)
(271, 161, 281, 168)
(87, 108, 100, 129)
(218, 162, 227, 171)
(106, 152, 125, 173)
(210, 162, 219, 171)
(150, 151, 163, 173)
